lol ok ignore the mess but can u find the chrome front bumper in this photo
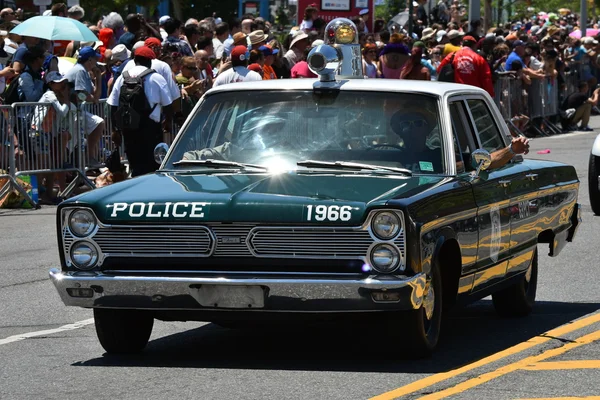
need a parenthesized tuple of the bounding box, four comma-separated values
(49, 269, 426, 312)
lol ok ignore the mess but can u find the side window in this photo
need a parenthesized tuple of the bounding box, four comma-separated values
(467, 99, 505, 153)
(449, 101, 476, 172)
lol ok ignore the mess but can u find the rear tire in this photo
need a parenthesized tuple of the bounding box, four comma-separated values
(492, 249, 538, 317)
(94, 309, 154, 354)
(589, 153, 600, 215)
(387, 259, 443, 358)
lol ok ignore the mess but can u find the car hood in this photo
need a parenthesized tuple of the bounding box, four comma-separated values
(69, 172, 445, 224)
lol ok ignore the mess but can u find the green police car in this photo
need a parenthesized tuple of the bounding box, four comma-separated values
(49, 19, 581, 357)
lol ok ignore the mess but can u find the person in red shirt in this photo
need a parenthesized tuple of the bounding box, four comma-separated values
(437, 35, 494, 97)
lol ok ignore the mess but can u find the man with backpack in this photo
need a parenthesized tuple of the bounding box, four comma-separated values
(107, 46, 173, 177)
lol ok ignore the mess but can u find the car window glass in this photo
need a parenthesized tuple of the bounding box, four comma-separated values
(167, 91, 446, 174)
(449, 101, 473, 173)
(467, 99, 505, 153)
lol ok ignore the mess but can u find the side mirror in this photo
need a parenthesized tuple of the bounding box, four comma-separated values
(472, 148, 492, 176)
(154, 143, 169, 165)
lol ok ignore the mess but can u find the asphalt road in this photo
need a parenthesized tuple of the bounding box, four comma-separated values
(1, 124, 600, 400)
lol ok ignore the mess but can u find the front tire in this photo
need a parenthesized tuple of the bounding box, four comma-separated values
(492, 249, 538, 317)
(94, 309, 154, 354)
(589, 153, 600, 215)
(387, 260, 443, 358)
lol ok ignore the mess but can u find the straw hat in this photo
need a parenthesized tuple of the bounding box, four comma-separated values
(248, 30, 269, 45)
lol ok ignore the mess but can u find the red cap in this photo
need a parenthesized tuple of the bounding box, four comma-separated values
(231, 45, 249, 62)
(144, 37, 162, 47)
(463, 35, 477, 43)
(135, 46, 156, 60)
(248, 63, 262, 73)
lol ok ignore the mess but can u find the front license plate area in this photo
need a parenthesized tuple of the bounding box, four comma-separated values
(192, 285, 266, 309)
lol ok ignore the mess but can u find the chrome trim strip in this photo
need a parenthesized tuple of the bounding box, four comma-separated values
(49, 268, 426, 310)
(104, 269, 366, 276)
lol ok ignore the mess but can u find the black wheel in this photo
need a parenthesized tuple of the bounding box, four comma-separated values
(589, 153, 600, 215)
(386, 259, 443, 358)
(492, 249, 538, 317)
(94, 309, 154, 354)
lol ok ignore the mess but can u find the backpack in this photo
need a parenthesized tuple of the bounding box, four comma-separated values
(438, 52, 456, 83)
(114, 68, 156, 131)
(0, 71, 27, 105)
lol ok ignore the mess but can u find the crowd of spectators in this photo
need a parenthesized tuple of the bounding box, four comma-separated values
(1, 3, 600, 203)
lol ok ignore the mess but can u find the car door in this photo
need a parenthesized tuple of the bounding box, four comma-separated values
(463, 97, 524, 293)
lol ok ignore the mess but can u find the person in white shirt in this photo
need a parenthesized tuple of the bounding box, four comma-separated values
(159, 15, 170, 40)
(121, 37, 182, 138)
(108, 46, 173, 177)
(300, 6, 318, 32)
(213, 45, 262, 87)
(212, 22, 230, 60)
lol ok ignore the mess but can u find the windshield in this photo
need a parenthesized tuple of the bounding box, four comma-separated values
(164, 90, 445, 174)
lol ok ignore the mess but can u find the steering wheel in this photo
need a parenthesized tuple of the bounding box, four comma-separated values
(365, 144, 405, 151)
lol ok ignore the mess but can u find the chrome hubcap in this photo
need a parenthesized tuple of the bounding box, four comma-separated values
(423, 280, 435, 321)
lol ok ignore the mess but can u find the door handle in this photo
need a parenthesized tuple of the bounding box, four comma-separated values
(525, 173, 539, 181)
(498, 180, 511, 188)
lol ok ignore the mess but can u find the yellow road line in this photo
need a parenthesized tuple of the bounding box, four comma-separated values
(417, 329, 600, 400)
(522, 360, 600, 371)
(369, 312, 600, 400)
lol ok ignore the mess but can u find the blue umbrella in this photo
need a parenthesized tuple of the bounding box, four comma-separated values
(9, 16, 98, 42)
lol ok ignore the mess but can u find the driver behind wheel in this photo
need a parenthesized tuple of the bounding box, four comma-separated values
(389, 110, 442, 173)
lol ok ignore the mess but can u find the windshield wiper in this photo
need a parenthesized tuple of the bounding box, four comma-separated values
(172, 159, 268, 171)
(297, 160, 412, 176)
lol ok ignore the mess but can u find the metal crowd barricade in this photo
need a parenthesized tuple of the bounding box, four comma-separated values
(526, 77, 562, 136)
(0, 104, 34, 206)
(493, 73, 528, 137)
(79, 100, 113, 170)
(0, 102, 95, 207)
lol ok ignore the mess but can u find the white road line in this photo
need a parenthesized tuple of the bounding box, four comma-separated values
(0, 319, 94, 346)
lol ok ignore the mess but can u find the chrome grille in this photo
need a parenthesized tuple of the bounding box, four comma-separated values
(210, 224, 254, 257)
(92, 225, 213, 257)
(249, 227, 377, 258)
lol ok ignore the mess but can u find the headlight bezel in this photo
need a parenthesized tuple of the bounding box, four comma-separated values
(369, 243, 401, 274)
(371, 211, 401, 240)
(70, 240, 100, 270)
(68, 208, 98, 238)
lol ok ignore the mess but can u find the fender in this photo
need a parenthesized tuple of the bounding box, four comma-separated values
(420, 226, 457, 276)
(592, 133, 600, 156)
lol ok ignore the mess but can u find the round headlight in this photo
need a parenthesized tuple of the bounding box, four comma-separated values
(71, 241, 98, 270)
(370, 244, 400, 273)
(335, 24, 356, 44)
(372, 211, 400, 240)
(69, 209, 97, 237)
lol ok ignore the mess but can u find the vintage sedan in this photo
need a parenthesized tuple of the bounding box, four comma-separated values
(49, 19, 581, 357)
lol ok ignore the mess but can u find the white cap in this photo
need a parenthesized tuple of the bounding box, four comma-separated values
(111, 44, 131, 61)
(436, 30, 447, 42)
(159, 15, 170, 25)
(132, 41, 145, 51)
(45, 71, 68, 84)
(311, 39, 324, 47)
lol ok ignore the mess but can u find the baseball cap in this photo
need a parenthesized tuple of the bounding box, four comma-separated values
(513, 40, 526, 47)
(45, 71, 67, 84)
(111, 44, 131, 61)
(78, 46, 100, 62)
(231, 45, 249, 62)
(447, 30, 464, 40)
(132, 41, 145, 51)
(135, 46, 156, 59)
(159, 15, 171, 25)
(144, 37, 162, 47)
(248, 63, 262, 73)
(359, 9, 369, 16)
(258, 45, 279, 56)
(436, 30, 447, 42)
(463, 35, 477, 43)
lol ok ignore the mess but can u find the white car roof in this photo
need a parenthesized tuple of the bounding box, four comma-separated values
(206, 78, 489, 98)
